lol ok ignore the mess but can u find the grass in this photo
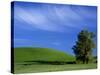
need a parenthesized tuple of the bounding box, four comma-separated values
(13, 47, 97, 74)
(14, 63, 97, 74)
(14, 47, 75, 62)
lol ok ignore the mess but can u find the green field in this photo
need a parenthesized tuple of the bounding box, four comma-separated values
(14, 47, 97, 74)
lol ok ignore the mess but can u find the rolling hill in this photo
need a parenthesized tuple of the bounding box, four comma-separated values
(13, 47, 96, 74)
(14, 47, 75, 63)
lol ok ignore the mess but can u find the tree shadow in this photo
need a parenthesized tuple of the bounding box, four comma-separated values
(22, 60, 76, 65)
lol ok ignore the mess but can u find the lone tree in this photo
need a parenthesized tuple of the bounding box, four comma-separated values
(72, 29, 95, 64)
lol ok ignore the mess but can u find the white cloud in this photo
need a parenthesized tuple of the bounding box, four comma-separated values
(15, 6, 65, 32)
(14, 38, 32, 43)
(14, 4, 96, 32)
(52, 42, 61, 46)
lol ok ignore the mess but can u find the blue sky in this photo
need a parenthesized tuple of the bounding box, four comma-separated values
(12, 1, 97, 55)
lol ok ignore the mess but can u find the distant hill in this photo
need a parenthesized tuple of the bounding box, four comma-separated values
(14, 47, 75, 63)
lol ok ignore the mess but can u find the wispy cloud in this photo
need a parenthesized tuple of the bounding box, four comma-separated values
(52, 42, 61, 46)
(14, 3, 97, 32)
(14, 38, 33, 44)
(14, 38, 43, 47)
(15, 6, 65, 32)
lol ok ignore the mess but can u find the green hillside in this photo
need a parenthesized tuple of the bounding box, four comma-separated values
(14, 47, 75, 63)
(13, 47, 96, 74)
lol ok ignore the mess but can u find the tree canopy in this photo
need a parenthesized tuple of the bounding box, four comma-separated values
(72, 29, 95, 64)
